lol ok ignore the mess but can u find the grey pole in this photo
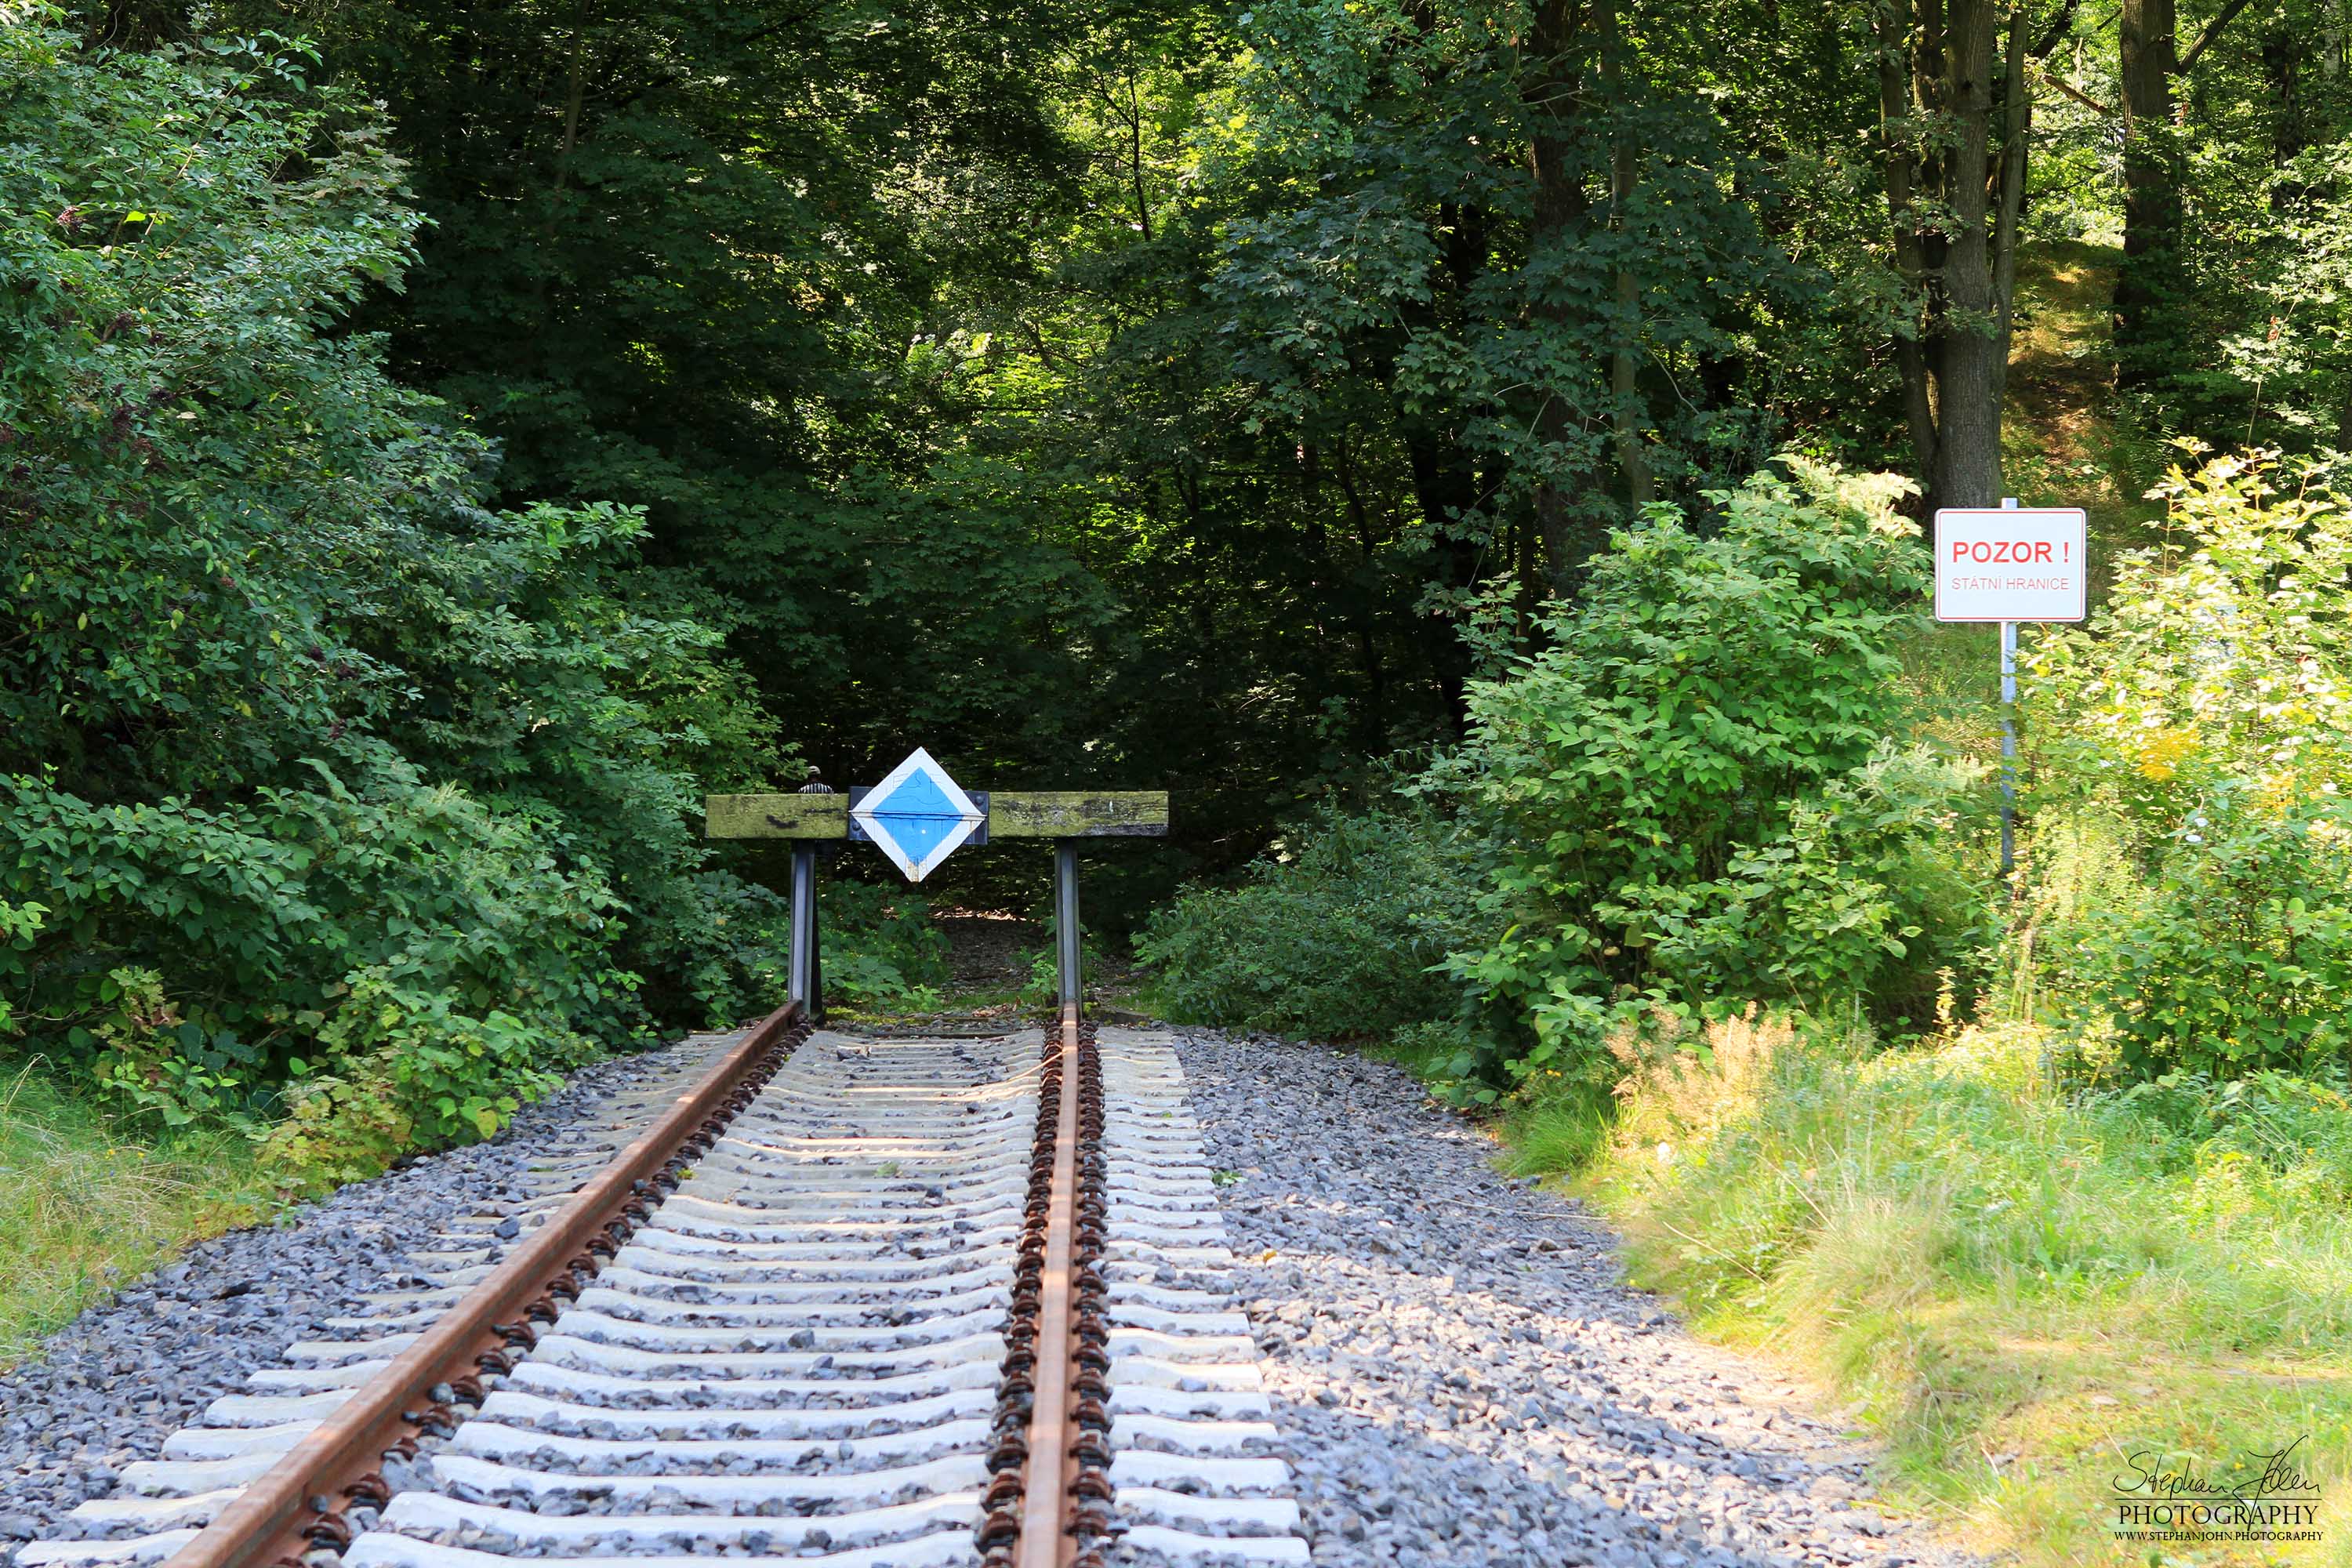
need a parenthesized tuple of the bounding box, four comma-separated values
(1054, 841, 1081, 1020)
(1998, 497, 2019, 881)
(789, 844, 817, 1010)
(792, 774, 833, 1018)
(1999, 619, 2018, 878)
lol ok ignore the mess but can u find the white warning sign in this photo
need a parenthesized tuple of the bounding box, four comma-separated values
(1933, 507, 2087, 622)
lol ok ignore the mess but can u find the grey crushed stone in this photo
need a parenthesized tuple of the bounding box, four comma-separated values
(1164, 1027, 1979, 1568)
(0, 1039, 719, 1562)
(2, 1019, 1983, 1568)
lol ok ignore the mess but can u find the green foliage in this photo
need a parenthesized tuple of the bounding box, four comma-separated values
(820, 884, 953, 1012)
(1134, 800, 1488, 1040)
(696, 877, 953, 1015)
(1140, 463, 1992, 1093)
(1646, 743, 1994, 1025)
(0, 20, 782, 1186)
(176, 0, 1955, 897)
(2209, 140, 2352, 472)
(1198, 0, 1826, 543)
(2103, 2, 2352, 468)
(219, 0, 1150, 829)
(1440, 460, 1992, 1083)
(18, 0, 2339, 1242)
(0, 757, 622, 1153)
(2017, 452, 2352, 1079)
(1017, 947, 1060, 1012)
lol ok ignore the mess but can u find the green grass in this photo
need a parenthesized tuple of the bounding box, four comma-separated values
(1547, 1014, 2352, 1567)
(1494, 1094, 1613, 1178)
(0, 1062, 269, 1367)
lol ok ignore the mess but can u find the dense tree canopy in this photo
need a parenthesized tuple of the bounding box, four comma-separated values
(67, 0, 2347, 829)
(5, 0, 2347, 1167)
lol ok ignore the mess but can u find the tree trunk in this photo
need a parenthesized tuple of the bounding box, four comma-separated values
(1403, 425, 1484, 727)
(1931, 0, 2001, 509)
(1333, 440, 1392, 750)
(1526, 0, 1601, 594)
(2264, 23, 2312, 212)
(89, 0, 190, 47)
(1877, 0, 2027, 514)
(1598, 0, 1654, 511)
(2115, 0, 2181, 386)
(1931, 0, 2028, 510)
(1876, 0, 1943, 487)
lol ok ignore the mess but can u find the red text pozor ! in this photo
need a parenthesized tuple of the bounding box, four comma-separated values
(1951, 539, 2072, 564)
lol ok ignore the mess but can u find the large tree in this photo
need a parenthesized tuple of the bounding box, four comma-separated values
(2114, 0, 2257, 385)
(1875, 0, 2031, 514)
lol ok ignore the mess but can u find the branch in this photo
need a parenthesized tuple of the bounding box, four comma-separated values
(2033, 64, 2118, 114)
(2179, 0, 2255, 73)
(2030, 0, 2081, 58)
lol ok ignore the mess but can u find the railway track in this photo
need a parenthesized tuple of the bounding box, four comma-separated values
(19, 1007, 1308, 1568)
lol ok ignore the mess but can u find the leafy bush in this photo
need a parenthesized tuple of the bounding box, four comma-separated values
(1140, 462, 1993, 1088)
(0, 755, 619, 1149)
(1018, 946, 1062, 1011)
(0, 23, 782, 1186)
(2018, 451, 2352, 1079)
(1439, 459, 1993, 1085)
(699, 878, 953, 1015)
(1135, 801, 1488, 1040)
(821, 884, 953, 1011)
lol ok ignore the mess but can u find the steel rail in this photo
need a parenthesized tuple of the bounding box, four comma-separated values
(1014, 1009, 1085, 1568)
(159, 1001, 810, 1568)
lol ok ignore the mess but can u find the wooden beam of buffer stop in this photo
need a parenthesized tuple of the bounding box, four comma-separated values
(705, 790, 1170, 840)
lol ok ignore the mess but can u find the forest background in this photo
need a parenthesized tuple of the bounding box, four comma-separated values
(6, 0, 2352, 1555)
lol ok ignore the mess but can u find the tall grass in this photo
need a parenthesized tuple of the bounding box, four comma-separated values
(0, 1063, 266, 1366)
(1579, 1017, 2352, 1566)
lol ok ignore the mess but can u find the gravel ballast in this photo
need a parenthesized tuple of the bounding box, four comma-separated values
(0, 1036, 733, 1561)
(4, 1020, 1980, 1568)
(1170, 1027, 1976, 1568)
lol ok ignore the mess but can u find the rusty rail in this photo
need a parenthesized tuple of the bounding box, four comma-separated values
(982, 1004, 1109, 1568)
(160, 1003, 811, 1568)
(1017, 1012, 1083, 1568)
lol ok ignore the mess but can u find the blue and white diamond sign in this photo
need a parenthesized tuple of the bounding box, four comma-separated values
(851, 748, 985, 883)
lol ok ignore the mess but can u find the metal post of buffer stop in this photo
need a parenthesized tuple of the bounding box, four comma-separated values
(1931, 498, 2089, 877)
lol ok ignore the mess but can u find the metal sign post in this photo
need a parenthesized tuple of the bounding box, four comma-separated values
(1933, 498, 2088, 883)
(1054, 842, 1083, 1026)
(708, 753, 1168, 1017)
(2000, 616, 2018, 876)
(788, 840, 818, 1009)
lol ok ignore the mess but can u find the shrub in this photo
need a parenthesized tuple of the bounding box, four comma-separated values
(1134, 800, 1487, 1040)
(822, 884, 953, 1011)
(1439, 459, 1994, 1086)
(2019, 451, 2352, 1079)
(696, 877, 954, 1015)
(0, 753, 622, 1172)
(0, 23, 784, 1185)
